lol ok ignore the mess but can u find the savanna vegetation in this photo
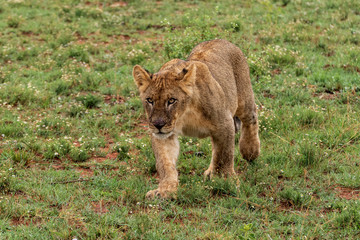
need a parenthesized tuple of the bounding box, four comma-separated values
(0, 0, 359, 239)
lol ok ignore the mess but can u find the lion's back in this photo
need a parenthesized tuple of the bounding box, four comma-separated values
(187, 39, 251, 114)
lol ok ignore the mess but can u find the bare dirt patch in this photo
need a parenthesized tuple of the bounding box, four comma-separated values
(11, 217, 41, 226)
(323, 64, 335, 69)
(20, 31, 45, 42)
(21, 31, 39, 37)
(76, 167, 94, 177)
(134, 121, 148, 132)
(84, 1, 103, 8)
(90, 152, 118, 163)
(342, 64, 360, 74)
(313, 90, 340, 100)
(324, 51, 335, 57)
(73, 141, 81, 148)
(335, 187, 360, 200)
(323, 64, 360, 74)
(110, 2, 128, 8)
(106, 152, 118, 160)
(111, 34, 131, 41)
(104, 95, 125, 105)
(52, 164, 65, 170)
(76, 32, 131, 46)
(163, 213, 196, 226)
(271, 68, 282, 76)
(263, 90, 276, 99)
(91, 200, 110, 214)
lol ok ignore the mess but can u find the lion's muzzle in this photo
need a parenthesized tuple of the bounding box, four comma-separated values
(152, 118, 166, 130)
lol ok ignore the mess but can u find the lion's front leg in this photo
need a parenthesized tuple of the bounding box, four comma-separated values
(204, 118, 236, 178)
(146, 134, 179, 199)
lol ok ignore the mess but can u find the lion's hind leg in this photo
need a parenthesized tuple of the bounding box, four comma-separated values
(237, 107, 260, 161)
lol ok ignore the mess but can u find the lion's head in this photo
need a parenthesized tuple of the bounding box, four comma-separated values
(133, 61, 196, 139)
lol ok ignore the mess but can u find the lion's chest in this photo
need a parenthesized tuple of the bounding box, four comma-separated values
(180, 124, 210, 138)
(175, 108, 211, 138)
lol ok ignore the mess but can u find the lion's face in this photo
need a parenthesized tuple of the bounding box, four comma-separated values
(142, 82, 187, 138)
(133, 63, 196, 138)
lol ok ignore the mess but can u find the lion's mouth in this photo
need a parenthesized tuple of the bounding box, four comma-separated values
(153, 131, 173, 139)
(148, 123, 175, 138)
(150, 126, 173, 134)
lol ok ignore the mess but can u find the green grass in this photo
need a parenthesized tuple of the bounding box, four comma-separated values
(0, 0, 360, 239)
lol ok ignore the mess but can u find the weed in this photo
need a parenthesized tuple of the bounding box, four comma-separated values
(335, 207, 360, 230)
(115, 145, 130, 161)
(7, 16, 21, 28)
(44, 140, 72, 160)
(10, 150, 31, 167)
(54, 81, 72, 95)
(163, 15, 222, 59)
(55, 30, 74, 47)
(68, 45, 90, 63)
(296, 108, 324, 127)
(176, 178, 210, 206)
(279, 187, 310, 208)
(206, 177, 237, 197)
(126, 48, 148, 65)
(0, 122, 25, 138)
(266, 45, 297, 68)
(67, 105, 85, 118)
(0, 85, 42, 107)
(297, 142, 322, 167)
(247, 53, 271, 78)
(222, 20, 243, 33)
(70, 148, 89, 162)
(79, 72, 102, 91)
(76, 94, 102, 109)
(0, 157, 14, 193)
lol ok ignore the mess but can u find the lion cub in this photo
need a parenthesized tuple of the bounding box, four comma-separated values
(133, 39, 260, 199)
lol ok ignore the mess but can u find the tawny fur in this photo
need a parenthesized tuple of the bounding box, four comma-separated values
(133, 39, 260, 199)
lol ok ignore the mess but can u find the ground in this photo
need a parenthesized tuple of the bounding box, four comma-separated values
(0, 0, 360, 239)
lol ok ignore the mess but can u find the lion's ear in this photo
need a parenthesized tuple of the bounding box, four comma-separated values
(178, 64, 196, 95)
(133, 65, 151, 92)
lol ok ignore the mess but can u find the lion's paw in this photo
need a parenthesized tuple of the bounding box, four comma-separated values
(145, 187, 177, 199)
(204, 167, 214, 180)
(146, 189, 163, 199)
(240, 137, 260, 161)
(204, 167, 235, 179)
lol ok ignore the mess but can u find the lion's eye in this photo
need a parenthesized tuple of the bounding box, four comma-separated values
(146, 98, 153, 104)
(168, 98, 176, 105)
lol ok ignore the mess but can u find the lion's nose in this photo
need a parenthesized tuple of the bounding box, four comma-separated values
(153, 119, 166, 130)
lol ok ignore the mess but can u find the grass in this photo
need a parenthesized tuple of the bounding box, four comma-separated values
(0, 0, 360, 239)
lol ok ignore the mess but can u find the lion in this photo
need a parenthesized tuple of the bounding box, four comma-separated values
(133, 39, 260, 199)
